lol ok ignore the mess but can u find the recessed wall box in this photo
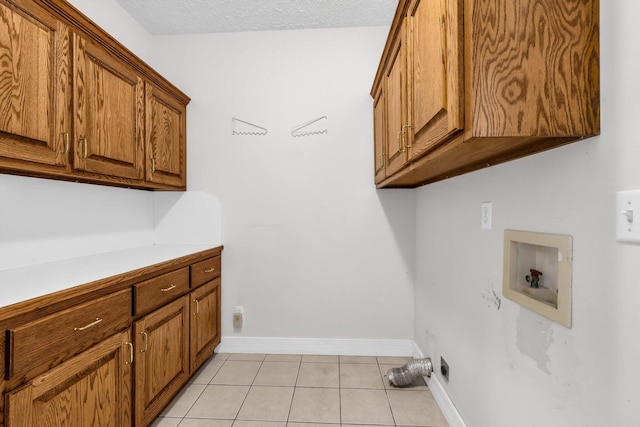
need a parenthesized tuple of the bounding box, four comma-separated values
(502, 230, 572, 328)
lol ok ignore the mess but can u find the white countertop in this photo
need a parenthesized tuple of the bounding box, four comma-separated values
(0, 244, 218, 309)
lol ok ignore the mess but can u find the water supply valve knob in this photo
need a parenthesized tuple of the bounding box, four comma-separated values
(525, 268, 543, 288)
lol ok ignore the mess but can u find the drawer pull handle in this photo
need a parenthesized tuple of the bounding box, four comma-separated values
(193, 298, 199, 315)
(204, 267, 216, 273)
(161, 284, 177, 292)
(140, 331, 148, 353)
(73, 318, 102, 331)
(125, 342, 134, 365)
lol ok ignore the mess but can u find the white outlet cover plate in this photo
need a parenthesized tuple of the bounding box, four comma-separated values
(481, 202, 492, 230)
(616, 190, 640, 243)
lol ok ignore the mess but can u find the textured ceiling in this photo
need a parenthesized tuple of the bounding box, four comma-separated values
(114, 0, 398, 35)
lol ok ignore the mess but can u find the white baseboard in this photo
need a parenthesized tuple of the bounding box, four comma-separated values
(413, 343, 467, 427)
(426, 374, 467, 427)
(217, 336, 415, 356)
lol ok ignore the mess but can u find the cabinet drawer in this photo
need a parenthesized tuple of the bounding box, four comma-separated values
(7, 288, 132, 382)
(191, 256, 221, 288)
(133, 267, 189, 315)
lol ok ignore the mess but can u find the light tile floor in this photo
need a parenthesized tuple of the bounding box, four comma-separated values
(152, 353, 449, 427)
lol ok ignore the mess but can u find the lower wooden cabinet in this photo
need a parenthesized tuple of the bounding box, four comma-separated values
(190, 278, 221, 372)
(134, 296, 190, 427)
(0, 246, 223, 427)
(5, 329, 133, 427)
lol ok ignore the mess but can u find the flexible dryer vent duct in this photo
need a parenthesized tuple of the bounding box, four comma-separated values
(387, 357, 433, 387)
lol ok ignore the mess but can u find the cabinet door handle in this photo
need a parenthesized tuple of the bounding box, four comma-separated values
(402, 125, 412, 149)
(140, 331, 148, 353)
(397, 131, 403, 152)
(204, 267, 216, 273)
(73, 318, 102, 331)
(125, 342, 134, 365)
(193, 298, 199, 315)
(60, 132, 70, 154)
(151, 158, 156, 174)
(161, 284, 177, 292)
(79, 136, 88, 159)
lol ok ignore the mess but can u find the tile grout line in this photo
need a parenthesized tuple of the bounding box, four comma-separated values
(338, 356, 343, 425)
(285, 355, 303, 424)
(379, 356, 399, 427)
(174, 354, 227, 425)
(234, 354, 266, 424)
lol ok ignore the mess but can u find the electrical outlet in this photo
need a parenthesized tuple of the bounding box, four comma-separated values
(233, 313, 243, 328)
(440, 357, 449, 382)
(234, 306, 244, 328)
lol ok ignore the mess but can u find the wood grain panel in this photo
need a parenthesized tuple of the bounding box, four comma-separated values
(145, 82, 186, 188)
(384, 21, 409, 177)
(373, 83, 386, 183)
(469, 0, 600, 137)
(372, 0, 599, 188)
(134, 296, 189, 427)
(73, 33, 144, 180)
(190, 279, 220, 372)
(0, 0, 69, 169)
(5, 330, 132, 427)
(411, 0, 446, 132)
(133, 267, 189, 316)
(7, 288, 132, 385)
(190, 255, 221, 289)
(408, 0, 463, 160)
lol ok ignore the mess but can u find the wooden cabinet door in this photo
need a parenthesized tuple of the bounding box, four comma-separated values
(134, 296, 189, 427)
(0, 0, 71, 171)
(372, 83, 386, 184)
(145, 83, 186, 188)
(384, 21, 409, 177)
(5, 330, 133, 427)
(407, 0, 463, 160)
(190, 278, 221, 372)
(468, 0, 599, 138)
(73, 33, 144, 180)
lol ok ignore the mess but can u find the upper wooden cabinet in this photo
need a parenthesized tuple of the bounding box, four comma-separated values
(384, 20, 410, 178)
(372, 0, 600, 187)
(0, 0, 190, 190)
(74, 33, 145, 181)
(145, 82, 187, 188)
(372, 83, 386, 184)
(0, 0, 71, 173)
(406, 0, 463, 161)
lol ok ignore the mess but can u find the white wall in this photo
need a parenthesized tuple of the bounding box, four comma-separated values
(68, 0, 155, 65)
(413, 1, 640, 426)
(0, 0, 219, 272)
(5, 0, 633, 424)
(0, 175, 155, 270)
(152, 27, 416, 343)
(0, 0, 211, 270)
(0, 0, 157, 271)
